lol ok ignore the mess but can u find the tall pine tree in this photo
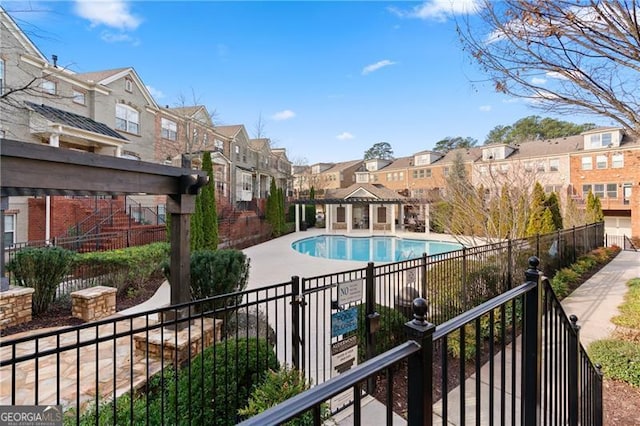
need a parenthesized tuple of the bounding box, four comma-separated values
(545, 192, 563, 230)
(526, 182, 547, 236)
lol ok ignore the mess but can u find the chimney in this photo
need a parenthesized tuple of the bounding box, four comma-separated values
(52, 54, 58, 67)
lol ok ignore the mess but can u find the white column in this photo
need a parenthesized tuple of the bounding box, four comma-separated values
(115, 145, 123, 157)
(302, 203, 306, 225)
(45, 196, 51, 243)
(48, 133, 59, 147)
(295, 204, 300, 232)
(369, 204, 374, 233)
(325, 204, 331, 232)
(390, 203, 396, 235)
(347, 204, 353, 233)
(424, 204, 430, 234)
(399, 205, 405, 231)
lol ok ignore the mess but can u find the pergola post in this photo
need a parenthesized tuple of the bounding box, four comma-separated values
(369, 204, 374, 233)
(0, 196, 8, 291)
(424, 203, 430, 234)
(347, 204, 353, 232)
(166, 194, 197, 307)
(390, 203, 396, 234)
(295, 204, 300, 232)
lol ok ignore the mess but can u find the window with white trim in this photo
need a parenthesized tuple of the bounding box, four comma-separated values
(589, 132, 612, 148)
(593, 184, 605, 198)
(3, 214, 15, 248)
(549, 159, 559, 172)
(443, 167, 450, 177)
(596, 155, 607, 169)
(42, 80, 56, 94)
(72, 90, 85, 105)
(612, 153, 624, 168)
(161, 118, 177, 141)
(115, 104, 139, 134)
(582, 184, 592, 197)
(606, 183, 617, 198)
(125, 78, 133, 93)
(214, 139, 224, 151)
(581, 156, 592, 170)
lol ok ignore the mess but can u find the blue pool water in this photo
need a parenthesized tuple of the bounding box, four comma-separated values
(291, 235, 462, 262)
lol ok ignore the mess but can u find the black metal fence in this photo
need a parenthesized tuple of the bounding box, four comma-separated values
(0, 222, 605, 424)
(242, 257, 603, 426)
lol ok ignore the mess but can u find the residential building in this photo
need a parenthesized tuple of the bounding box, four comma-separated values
(311, 160, 363, 194)
(569, 128, 639, 237)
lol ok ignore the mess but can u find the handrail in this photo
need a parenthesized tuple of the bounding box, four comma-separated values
(433, 280, 536, 340)
(239, 341, 421, 426)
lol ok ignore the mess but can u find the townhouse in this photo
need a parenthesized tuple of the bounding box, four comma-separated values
(0, 8, 292, 245)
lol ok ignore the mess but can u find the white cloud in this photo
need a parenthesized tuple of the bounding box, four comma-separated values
(479, 105, 492, 112)
(362, 60, 396, 75)
(271, 110, 296, 121)
(389, 0, 481, 21)
(337, 132, 354, 140)
(74, 0, 141, 30)
(531, 77, 547, 85)
(146, 85, 164, 100)
(100, 31, 139, 45)
(546, 71, 570, 80)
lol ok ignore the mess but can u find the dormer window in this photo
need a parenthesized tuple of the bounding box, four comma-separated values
(589, 133, 612, 149)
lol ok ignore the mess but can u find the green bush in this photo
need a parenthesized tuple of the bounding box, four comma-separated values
(349, 303, 407, 362)
(550, 268, 580, 298)
(239, 367, 328, 424)
(589, 339, 640, 387)
(73, 338, 278, 426)
(74, 242, 169, 295)
(612, 278, 640, 330)
(186, 249, 250, 303)
(7, 246, 75, 314)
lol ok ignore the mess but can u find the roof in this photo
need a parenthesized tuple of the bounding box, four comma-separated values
(326, 183, 408, 201)
(74, 68, 129, 83)
(322, 159, 363, 173)
(436, 147, 483, 164)
(249, 138, 270, 151)
(379, 156, 413, 170)
(1, 7, 47, 61)
(26, 102, 128, 141)
(505, 135, 584, 159)
(214, 125, 244, 139)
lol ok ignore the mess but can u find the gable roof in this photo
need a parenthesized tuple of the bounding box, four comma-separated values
(74, 68, 129, 84)
(75, 67, 158, 109)
(214, 125, 244, 139)
(322, 159, 363, 174)
(249, 138, 270, 151)
(0, 7, 47, 61)
(26, 101, 128, 141)
(327, 183, 408, 201)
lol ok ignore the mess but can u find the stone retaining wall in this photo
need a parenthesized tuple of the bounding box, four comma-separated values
(0, 286, 35, 330)
(71, 286, 117, 321)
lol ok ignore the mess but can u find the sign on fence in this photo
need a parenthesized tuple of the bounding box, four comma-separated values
(337, 279, 363, 306)
(405, 267, 418, 286)
(330, 336, 358, 411)
(331, 307, 358, 337)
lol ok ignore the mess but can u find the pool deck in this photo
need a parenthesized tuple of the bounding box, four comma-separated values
(243, 227, 462, 290)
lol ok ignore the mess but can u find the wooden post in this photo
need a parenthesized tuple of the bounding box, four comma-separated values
(167, 193, 196, 307)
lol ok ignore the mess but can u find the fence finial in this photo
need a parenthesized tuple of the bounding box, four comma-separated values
(525, 256, 540, 282)
(412, 297, 428, 325)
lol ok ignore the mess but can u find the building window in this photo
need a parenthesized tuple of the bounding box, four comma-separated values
(0, 59, 4, 95)
(235, 145, 240, 160)
(192, 128, 198, 144)
(593, 184, 605, 198)
(623, 183, 632, 205)
(582, 184, 592, 197)
(72, 90, 85, 105)
(215, 139, 224, 152)
(612, 153, 624, 168)
(115, 104, 139, 134)
(386, 173, 392, 182)
(606, 183, 617, 199)
(536, 161, 545, 172)
(596, 155, 607, 169)
(549, 159, 559, 172)
(581, 156, 592, 170)
(590, 132, 612, 149)
(42, 80, 56, 94)
(3, 214, 15, 248)
(500, 164, 510, 173)
(479, 165, 488, 175)
(524, 162, 533, 172)
(425, 168, 432, 177)
(161, 118, 177, 141)
(242, 174, 252, 191)
(125, 78, 133, 93)
(443, 167, 449, 177)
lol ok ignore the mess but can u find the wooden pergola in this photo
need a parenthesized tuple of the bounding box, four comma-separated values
(0, 139, 207, 309)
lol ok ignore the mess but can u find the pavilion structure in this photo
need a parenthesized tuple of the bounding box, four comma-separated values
(293, 183, 430, 235)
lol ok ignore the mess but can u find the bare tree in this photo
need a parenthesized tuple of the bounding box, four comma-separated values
(253, 112, 267, 139)
(458, 1, 640, 135)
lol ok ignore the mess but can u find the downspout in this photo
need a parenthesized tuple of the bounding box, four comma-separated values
(46, 131, 60, 244)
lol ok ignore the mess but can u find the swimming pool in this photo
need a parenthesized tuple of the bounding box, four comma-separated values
(291, 235, 463, 262)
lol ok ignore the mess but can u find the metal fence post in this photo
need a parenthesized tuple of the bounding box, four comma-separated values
(421, 253, 428, 299)
(572, 226, 577, 263)
(568, 314, 580, 426)
(536, 234, 540, 258)
(507, 239, 513, 289)
(461, 247, 468, 309)
(594, 364, 604, 426)
(405, 298, 435, 426)
(365, 261, 380, 392)
(522, 256, 542, 426)
(290, 276, 302, 371)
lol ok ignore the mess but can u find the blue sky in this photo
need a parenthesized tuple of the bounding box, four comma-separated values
(5, 0, 610, 164)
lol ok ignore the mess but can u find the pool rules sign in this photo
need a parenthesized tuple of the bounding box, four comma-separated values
(331, 335, 358, 411)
